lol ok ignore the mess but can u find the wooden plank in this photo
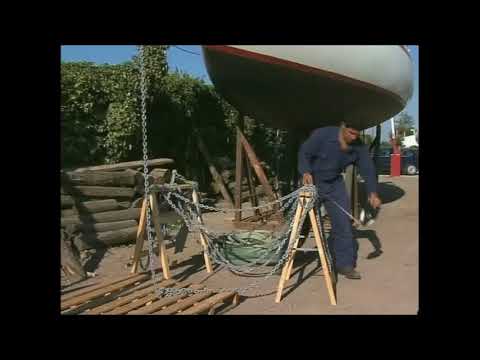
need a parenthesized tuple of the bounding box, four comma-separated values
(73, 226, 138, 250)
(61, 272, 144, 301)
(118, 201, 132, 209)
(211, 294, 241, 315)
(64, 279, 154, 314)
(207, 302, 224, 315)
(244, 152, 261, 217)
(192, 189, 213, 273)
(72, 158, 174, 173)
(235, 122, 244, 222)
(61, 272, 150, 305)
(60, 209, 78, 217)
(98, 280, 180, 315)
(61, 208, 141, 226)
(106, 292, 163, 315)
(126, 283, 204, 315)
(275, 197, 305, 303)
(71, 220, 138, 233)
(238, 129, 277, 203)
(61, 195, 74, 208)
(195, 130, 234, 207)
(63, 292, 122, 315)
(69, 186, 135, 199)
(309, 207, 337, 305)
(284, 193, 312, 281)
(65, 277, 172, 315)
(64, 170, 137, 186)
(179, 291, 236, 315)
(61, 274, 150, 313)
(85, 279, 177, 315)
(61, 199, 120, 217)
(153, 291, 214, 315)
(62, 208, 178, 228)
(150, 194, 170, 279)
(285, 218, 306, 281)
(61, 273, 150, 310)
(150, 183, 195, 192)
(131, 198, 147, 273)
(62, 283, 151, 315)
(127, 294, 189, 315)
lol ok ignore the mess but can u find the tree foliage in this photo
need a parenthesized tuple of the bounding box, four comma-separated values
(394, 111, 416, 137)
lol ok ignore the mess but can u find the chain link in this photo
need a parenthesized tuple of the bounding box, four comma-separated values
(163, 183, 310, 214)
(139, 46, 167, 298)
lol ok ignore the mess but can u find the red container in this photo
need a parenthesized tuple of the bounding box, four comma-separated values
(390, 153, 401, 176)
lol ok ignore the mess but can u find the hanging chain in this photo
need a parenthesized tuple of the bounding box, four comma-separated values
(139, 46, 166, 297)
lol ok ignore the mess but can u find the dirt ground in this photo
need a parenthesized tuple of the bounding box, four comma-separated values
(61, 175, 418, 315)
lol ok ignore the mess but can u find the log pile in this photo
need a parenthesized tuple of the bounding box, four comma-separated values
(61, 159, 174, 254)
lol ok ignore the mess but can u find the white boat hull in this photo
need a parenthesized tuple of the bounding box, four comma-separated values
(202, 45, 414, 131)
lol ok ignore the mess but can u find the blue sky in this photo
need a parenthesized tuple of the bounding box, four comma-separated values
(61, 45, 419, 139)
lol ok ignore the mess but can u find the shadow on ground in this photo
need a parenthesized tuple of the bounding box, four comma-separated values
(358, 181, 405, 205)
(376, 182, 405, 204)
(354, 229, 383, 259)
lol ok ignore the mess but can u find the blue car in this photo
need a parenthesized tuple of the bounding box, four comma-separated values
(371, 148, 419, 175)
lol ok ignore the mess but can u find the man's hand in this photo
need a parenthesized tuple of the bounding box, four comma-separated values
(303, 172, 313, 185)
(368, 192, 382, 209)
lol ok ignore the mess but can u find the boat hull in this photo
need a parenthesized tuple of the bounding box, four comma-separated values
(202, 45, 413, 131)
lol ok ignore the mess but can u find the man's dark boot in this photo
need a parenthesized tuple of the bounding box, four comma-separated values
(336, 267, 362, 280)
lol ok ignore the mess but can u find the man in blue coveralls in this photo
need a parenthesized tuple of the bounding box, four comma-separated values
(298, 123, 382, 279)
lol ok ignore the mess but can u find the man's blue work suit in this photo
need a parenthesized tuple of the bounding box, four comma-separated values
(298, 126, 377, 269)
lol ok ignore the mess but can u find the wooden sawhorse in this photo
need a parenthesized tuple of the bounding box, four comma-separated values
(130, 188, 213, 277)
(275, 191, 337, 305)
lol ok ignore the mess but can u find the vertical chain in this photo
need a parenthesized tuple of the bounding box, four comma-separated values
(139, 46, 164, 297)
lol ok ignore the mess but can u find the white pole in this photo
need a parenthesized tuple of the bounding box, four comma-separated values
(390, 117, 396, 138)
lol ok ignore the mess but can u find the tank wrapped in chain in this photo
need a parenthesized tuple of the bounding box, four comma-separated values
(162, 181, 319, 275)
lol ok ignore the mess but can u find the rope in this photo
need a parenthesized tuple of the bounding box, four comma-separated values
(172, 45, 201, 56)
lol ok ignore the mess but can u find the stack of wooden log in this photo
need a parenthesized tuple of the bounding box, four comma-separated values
(61, 159, 174, 252)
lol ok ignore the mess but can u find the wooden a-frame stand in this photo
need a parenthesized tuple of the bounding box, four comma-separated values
(192, 115, 282, 230)
(130, 188, 213, 275)
(233, 115, 283, 230)
(275, 191, 337, 305)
